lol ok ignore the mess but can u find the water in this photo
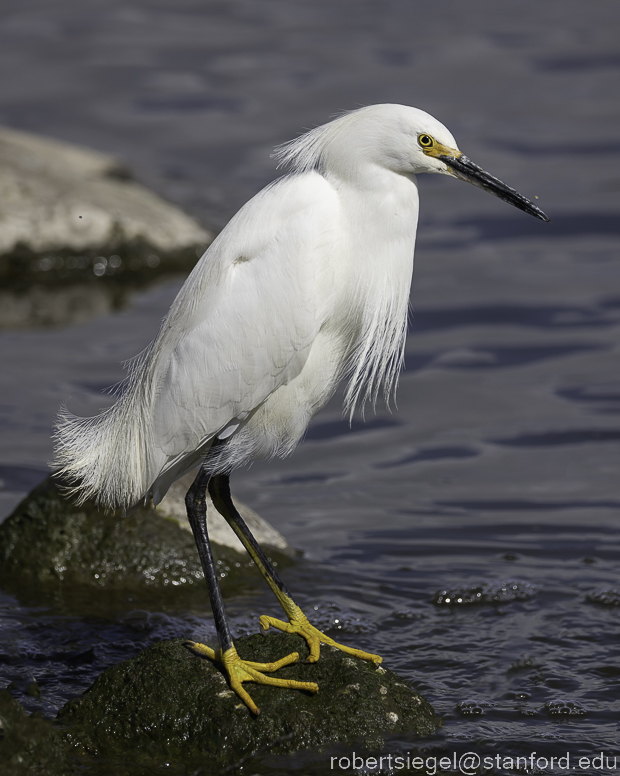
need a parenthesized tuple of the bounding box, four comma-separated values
(1, 1, 620, 773)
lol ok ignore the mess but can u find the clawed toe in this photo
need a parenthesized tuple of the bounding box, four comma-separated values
(259, 612, 383, 666)
(184, 640, 318, 714)
(184, 639, 218, 660)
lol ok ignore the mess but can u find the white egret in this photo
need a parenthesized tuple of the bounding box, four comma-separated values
(54, 104, 549, 714)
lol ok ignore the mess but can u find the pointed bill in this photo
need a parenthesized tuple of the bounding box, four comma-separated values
(440, 154, 550, 223)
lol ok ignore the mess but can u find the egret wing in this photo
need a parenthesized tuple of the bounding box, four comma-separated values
(143, 173, 340, 487)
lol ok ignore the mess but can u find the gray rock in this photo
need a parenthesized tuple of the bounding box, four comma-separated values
(0, 125, 211, 257)
(0, 126, 213, 328)
(58, 635, 440, 770)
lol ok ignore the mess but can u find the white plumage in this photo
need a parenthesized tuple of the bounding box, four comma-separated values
(53, 103, 548, 510)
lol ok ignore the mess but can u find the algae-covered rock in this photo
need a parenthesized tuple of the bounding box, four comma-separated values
(0, 475, 293, 612)
(58, 634, 439, 769)
(0, 690, 69, 776)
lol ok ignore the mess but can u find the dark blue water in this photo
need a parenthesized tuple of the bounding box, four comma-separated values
(1, 2, 619, 773)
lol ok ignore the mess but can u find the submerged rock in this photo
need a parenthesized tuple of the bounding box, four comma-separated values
(586, 588, 620, 606)
(0, 689, 69, 776)
(543, 699, 586, 717)
(58, 634, 439, 769)
(0, 125, 213, 328)
(0, 474, 294, 613)
(433, 580, 537, 606)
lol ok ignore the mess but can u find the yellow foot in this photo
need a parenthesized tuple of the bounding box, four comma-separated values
(259, 611, 383, 666)
(184, 640, 318, 715)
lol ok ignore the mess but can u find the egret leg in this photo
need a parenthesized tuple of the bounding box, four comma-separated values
(208, 474, 382, 666)
(183, 465, 318, 714)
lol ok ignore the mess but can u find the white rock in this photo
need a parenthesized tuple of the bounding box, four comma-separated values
(0, 125, 212, 255)
(157, 473, 293, 556)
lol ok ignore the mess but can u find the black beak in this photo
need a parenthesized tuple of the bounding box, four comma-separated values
(440, 154, 550, 223)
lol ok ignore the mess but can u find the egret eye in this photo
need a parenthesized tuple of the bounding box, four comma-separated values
(418, 134, 434, 148)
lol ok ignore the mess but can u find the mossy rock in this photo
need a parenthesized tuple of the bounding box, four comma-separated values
(0, 476, 291, 614)
(0, 690, 69, 776)
(58, 634, 440, 769)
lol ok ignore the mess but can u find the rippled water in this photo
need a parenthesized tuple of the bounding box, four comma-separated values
(1, 2, 620, 774)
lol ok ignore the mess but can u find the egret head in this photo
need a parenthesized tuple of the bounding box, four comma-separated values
(412, 122, 550, 222)
(276, 104, 549, 222)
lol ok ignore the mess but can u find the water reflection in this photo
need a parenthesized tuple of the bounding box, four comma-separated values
(0, 247, 202, 329)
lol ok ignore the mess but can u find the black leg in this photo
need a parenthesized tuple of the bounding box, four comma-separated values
(183, 458, 319, 714)
(208, 474, 291, 599)
(185, 464, 232, 653)
(208, 472, 383, 667)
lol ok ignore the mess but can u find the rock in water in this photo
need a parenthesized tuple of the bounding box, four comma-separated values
(0, 125, 213, 328)
(0, 689, 69, 776)
(58, 635, 440, 769)
(158, 472, 292, 555)
(0, 474, 294, 613)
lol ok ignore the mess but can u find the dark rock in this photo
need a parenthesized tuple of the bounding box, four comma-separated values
(543, 699, 586, 717)
(24, 683, 40, 700)
(0, 689, 69, 776)
(587, 588, 620, 606)
(0, 475, 293, 614)
(433, 579, 537, 606)
(456, 698, 491, 716)
(58, 634, 440, 769)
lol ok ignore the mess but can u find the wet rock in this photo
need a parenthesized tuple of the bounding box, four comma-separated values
(587, 588, 620, 606)
(0, 474, 293, 613)
(0, 689, 69, 776)
(58, 634, 440, 769)
(0, 125, 213, 328)
(24, 683, 41, 700)
(508, 655, 541, 672)
(433, 580, 537, 606)
(543, 699, 586, 717)
(456, 699, 492, 716)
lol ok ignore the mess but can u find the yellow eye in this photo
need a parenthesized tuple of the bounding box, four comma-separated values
(418, 134, 434, 148)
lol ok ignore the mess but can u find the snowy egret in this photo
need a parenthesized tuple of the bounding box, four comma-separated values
(54, 104, 549, 714)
